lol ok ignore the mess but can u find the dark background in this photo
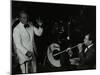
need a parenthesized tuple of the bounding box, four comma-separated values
(12, 1, 96, 41)
(12, 1, 96, 74)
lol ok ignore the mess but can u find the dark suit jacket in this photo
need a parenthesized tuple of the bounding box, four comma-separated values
(77, 44, 96, 70)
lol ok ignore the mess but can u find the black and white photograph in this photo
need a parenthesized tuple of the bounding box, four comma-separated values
(11, 0, 96, 74)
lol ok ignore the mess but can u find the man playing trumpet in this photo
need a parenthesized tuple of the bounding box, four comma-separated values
(77, 33, 96, 69)
(68, 33, 96, 70)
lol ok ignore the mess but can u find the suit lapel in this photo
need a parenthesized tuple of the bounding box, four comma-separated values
(85, 45, 93, 55)
(20, 24, 30, 41)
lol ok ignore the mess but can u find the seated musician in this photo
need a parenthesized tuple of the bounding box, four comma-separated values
(76, 32, 96, 70)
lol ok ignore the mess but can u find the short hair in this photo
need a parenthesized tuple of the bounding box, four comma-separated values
(84, 32, 96, 44)
(19, 10, 28, 18)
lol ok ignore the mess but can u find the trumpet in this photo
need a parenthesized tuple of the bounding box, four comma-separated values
(53, 42, 84, 57)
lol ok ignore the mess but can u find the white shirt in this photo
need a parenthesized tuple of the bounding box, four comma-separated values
(84, 44, 93, 53)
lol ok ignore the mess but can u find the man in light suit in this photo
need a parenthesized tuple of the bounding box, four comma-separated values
(13, 11, 43, 73)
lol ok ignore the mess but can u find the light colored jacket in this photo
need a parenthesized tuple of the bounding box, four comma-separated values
(13, 22, 43, 64)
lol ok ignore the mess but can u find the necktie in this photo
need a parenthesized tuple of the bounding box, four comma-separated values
(24, 24, 30, 28)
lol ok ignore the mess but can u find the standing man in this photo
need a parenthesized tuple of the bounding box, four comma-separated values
(77, 33, 96, 70)
(13, 11, 43, 73)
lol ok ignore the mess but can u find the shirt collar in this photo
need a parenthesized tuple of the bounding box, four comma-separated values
(19, 22, 26, 29)
(84, 43, 93, 53)
(19, 22, 24, 26)
(88, 43, 93, 49)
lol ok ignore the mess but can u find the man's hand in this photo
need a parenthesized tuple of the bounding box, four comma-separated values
(25, 51, 32, 58)
(36, 18, 43, 26)
(77, 43, 83, 53)
(67, 48, 73, 57)
(66, 47, 70, 51)
(28, 21, 33, 25)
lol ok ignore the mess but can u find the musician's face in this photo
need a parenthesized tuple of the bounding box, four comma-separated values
(84, 34, 91, 46)
(20, 13, 28, 24)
